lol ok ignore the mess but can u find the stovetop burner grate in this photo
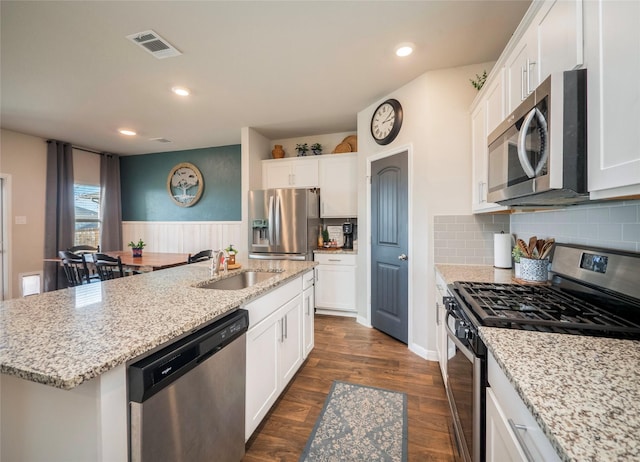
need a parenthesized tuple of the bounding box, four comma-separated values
(453, 281, 640, 338)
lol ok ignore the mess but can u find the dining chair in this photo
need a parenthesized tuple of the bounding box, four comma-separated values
(58, 250, 92, 287)
(93, 253, 126, 281)
(188, 249, 212, 264)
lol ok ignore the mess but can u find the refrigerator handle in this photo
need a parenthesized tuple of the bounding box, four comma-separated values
(275, 195, 281, 245)
(268, 195, 275, 244)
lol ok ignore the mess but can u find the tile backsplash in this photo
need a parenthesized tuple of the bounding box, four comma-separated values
(510, 200, 640, 252)
(434, 215, 510, 265)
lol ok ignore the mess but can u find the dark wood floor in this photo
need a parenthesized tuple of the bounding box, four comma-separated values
(243, 315, 457, 462)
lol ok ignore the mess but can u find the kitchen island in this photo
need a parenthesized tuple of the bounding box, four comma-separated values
(436, 264, 640, 462)
(0, 258, 316, 461)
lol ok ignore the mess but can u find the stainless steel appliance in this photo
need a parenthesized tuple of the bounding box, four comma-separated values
(249, 188, 320, 260)
(128, 309, 249, 462)
(342, 222, 354, 250)
(444, 244, 640, 462)
(487, 69, 587, 206)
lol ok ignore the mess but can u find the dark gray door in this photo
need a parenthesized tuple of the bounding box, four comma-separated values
(371, 152, 408, 343)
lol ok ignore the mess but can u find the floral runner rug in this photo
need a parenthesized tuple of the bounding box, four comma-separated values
(299, 381, 408, 461)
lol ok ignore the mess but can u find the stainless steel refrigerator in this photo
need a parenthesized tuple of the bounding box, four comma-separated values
(248, 188, 320, 260)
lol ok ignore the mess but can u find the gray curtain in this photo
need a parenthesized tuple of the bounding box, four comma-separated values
(100, 153, 122, 252)
(43, 140, 75, 291)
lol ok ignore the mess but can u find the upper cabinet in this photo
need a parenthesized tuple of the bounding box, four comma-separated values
(471, 71, 509, 213)
(505, 27, 538, 114)
(505, 0, 583, 114)
(262, 157, 319, 189)
(261, 154, 358, 218)
(584, 0, 640, 200)
(319, 153, 357, 218)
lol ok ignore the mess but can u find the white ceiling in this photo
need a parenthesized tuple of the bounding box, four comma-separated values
(1, 0, 531, 156)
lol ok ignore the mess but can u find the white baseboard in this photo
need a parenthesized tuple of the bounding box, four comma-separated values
(315, 309, 357, 318)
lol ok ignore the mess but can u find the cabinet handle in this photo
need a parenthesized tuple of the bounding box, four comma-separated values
(521, 66, 527, 101)
(284, 315, 288, 340)
(526, 58, 533, 96)
(436, 302, 440, 325)
(507, 419, 535, 462)
(279, 319, 284, 343)
(328, 259, 341, 262)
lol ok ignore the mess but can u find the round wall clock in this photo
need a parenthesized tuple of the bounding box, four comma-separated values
(370, 98, 403, 145)
(167, 162, 204, 207)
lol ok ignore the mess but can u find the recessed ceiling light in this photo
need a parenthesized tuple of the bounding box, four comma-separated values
(118, 129, 137, 136)
(395, 43, 415, 57)
(171, 86, 190, 96)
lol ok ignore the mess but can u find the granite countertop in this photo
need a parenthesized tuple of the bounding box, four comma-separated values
(0, 259, 315, 390)
(480, 327, 640, 462)
(435, 264, 514, 285)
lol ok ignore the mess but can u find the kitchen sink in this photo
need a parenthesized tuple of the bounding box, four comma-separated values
(197, 271, 278, 290)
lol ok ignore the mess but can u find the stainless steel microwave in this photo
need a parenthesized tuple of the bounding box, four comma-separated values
(487, 69, 587, 206)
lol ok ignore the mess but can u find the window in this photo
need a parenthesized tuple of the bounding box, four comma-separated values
(74, 184, 101, 247)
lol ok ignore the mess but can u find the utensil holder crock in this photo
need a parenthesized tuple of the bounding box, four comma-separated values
(519, 257, 549, 282)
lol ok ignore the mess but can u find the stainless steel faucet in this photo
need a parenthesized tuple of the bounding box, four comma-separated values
(211, 249, 227, 276)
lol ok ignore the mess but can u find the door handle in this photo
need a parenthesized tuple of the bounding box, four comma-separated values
(398, 254, 408, 261)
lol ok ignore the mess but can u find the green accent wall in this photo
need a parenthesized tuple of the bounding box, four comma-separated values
(120, 145, 241, 221)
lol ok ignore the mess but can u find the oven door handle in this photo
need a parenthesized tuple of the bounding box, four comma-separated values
(444, 311, 475, 363)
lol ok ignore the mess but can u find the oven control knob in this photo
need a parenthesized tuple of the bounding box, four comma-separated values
(465, 328, 474, 341)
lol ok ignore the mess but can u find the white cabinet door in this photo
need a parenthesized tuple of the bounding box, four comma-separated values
(536, 0, 583, 83)
(278, 295, 303, 387)
(505, 30, 537, 114)
(302, 272, 315, 359)
(291, 158, 320, 188)
(245, 309, 280, 440)
(485, 70, 505, 136)
(262, 158, 319, 189)
(471, 85, 508, 214)
(315, 263, 356, 312)
(486, 388, 528, 462)
(319, 154, 357, 218)
(585, 0, 640, 199)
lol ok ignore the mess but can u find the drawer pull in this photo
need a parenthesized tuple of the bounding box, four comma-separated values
(508, 419, 535, 462)
(328, 259, 341, 262)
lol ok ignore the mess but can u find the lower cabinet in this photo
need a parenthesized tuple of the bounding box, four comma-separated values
(486, 352, 560, 462)
(244, 276, 305, 441)
(302, 270, 315, 358)
(434, 271, 450, 382)
(314, 253, 357, 315)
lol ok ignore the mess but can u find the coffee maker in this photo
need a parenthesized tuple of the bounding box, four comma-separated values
(342, 222, 354, 250)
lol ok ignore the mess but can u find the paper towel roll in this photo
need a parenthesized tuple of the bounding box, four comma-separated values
(494, 233, 513, 269)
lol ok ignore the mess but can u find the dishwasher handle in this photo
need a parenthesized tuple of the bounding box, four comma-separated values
(128, 309, 248, 403)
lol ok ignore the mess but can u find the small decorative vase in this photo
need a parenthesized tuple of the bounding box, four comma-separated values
(272, 145, 285, 159)
(132, 248, 143, 258)
(520, 257, 548, 282)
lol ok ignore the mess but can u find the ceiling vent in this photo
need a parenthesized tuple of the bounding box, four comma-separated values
(126, 30, 182, 59)
(149, 137, 172, 143)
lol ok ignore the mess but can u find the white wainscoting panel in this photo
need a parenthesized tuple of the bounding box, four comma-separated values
(122, 222, 244, 255)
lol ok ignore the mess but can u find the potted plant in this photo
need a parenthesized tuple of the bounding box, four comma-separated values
(128, 238, 146, 257)
(512, 245, 524, 278)
(225, 244, 238, 265)
(322, 229, 330, 248)
(311, 143, 323, 155)
(295, 143, 309, 157)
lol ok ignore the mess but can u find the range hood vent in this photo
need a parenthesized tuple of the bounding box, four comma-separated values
(126, 30, 182, 59)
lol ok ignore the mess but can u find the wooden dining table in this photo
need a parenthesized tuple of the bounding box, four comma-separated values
(99, 251, 191, 271)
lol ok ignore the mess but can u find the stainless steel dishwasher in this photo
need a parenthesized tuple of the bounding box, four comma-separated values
(128, 309, 248, 462)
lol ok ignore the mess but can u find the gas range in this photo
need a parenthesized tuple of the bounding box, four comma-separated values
(449, 244, 640, 340)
